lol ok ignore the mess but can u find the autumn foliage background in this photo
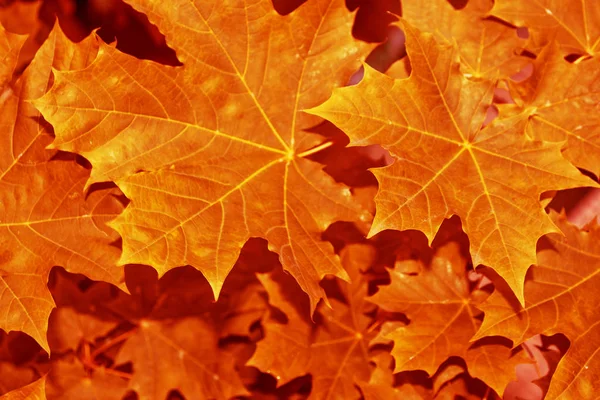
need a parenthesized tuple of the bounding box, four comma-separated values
(0, 0, 599, 399)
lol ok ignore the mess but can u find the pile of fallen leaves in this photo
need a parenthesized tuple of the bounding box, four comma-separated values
(0, 0, 599, 399)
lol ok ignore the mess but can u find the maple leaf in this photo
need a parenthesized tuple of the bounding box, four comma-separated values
(370, 237, 529, 396)
(46, 358, 128, 400)
(401, 0, 528, 79)
(474, 212, 600, 399)
(358, 351, 508, 399)
(0, 376, 46, 400)
(499, 42, 600, 177)
(307, 20, 595, 304)
(47, 308, 118, 353)
(115, 317, 247, 400)
(0, 25, 25, 86)
(110, 254, 267, 399)
(34, 0, 373, 311)
(249, 243, 379, 399)
(42, 254, 266, 399)
(357, 353, 431, 399)
(0, 362, 38, 397)
(0, 0, 41, 37)
(0, 25, 124, 351)
(490, 0, 600, 57)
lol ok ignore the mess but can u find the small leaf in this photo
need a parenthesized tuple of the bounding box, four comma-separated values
(475, 212, 600, 399)
(0, 376, 46, 400)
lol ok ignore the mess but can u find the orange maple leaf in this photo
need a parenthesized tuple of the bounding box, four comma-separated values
(46, 359, 128, 400)
(115, 317, 248, 400)
(500, 42, 600, 177)
(474, 212, 600, 399)
(370, 232, 530, 396)
(491, 0, 600, 57)
(0, 25, 26, 87)
(401, 0, 528, 79)
(34, 0, 373, 311)
(358, 351, 509, 399)
(0, 375, 46, 400)
(249, 243, 379, 399)
(43, 250, 268, 399)
(308, 20, 595, 304)
(47, 308, 119, 353)
(0, 25, 124, 351)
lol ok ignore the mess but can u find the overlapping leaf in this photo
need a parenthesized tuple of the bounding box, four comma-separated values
(47, 308, 118, 353)
(249, 243, 378, 399)
(474, 213, 600, 399)
(358, 350, 508, 399)
(0, 1, 597, 398)
(371, 238, 529, 396)
(29, 247, 270, 400)
(0, 25, 124, 351)
(0, 363, 37, 396)
(500, 43, 600, 176)
(0, 25, 25, 85)
(46, 359, 128, 400)
(115, 317, 248, 400)
(491, 0, 600, 57)
(401, 0, 528, 79)
(108, 254, 269, 399)
(308, 20, 594, 304)
(34, 0, 374, 310)
(0, 376, 46, 400)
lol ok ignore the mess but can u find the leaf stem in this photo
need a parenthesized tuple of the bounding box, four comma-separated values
(297, 141, 334, 158)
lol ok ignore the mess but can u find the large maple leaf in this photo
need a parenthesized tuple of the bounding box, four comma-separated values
(401, 0, 528, 79)
(0, 25, 124, 351)
(490, 0, 600, 57)
(474, 212, 600, 399)
(308, 20, 594, 304)
(500, 42, 600, 177)
(34, 0, 373, 310)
